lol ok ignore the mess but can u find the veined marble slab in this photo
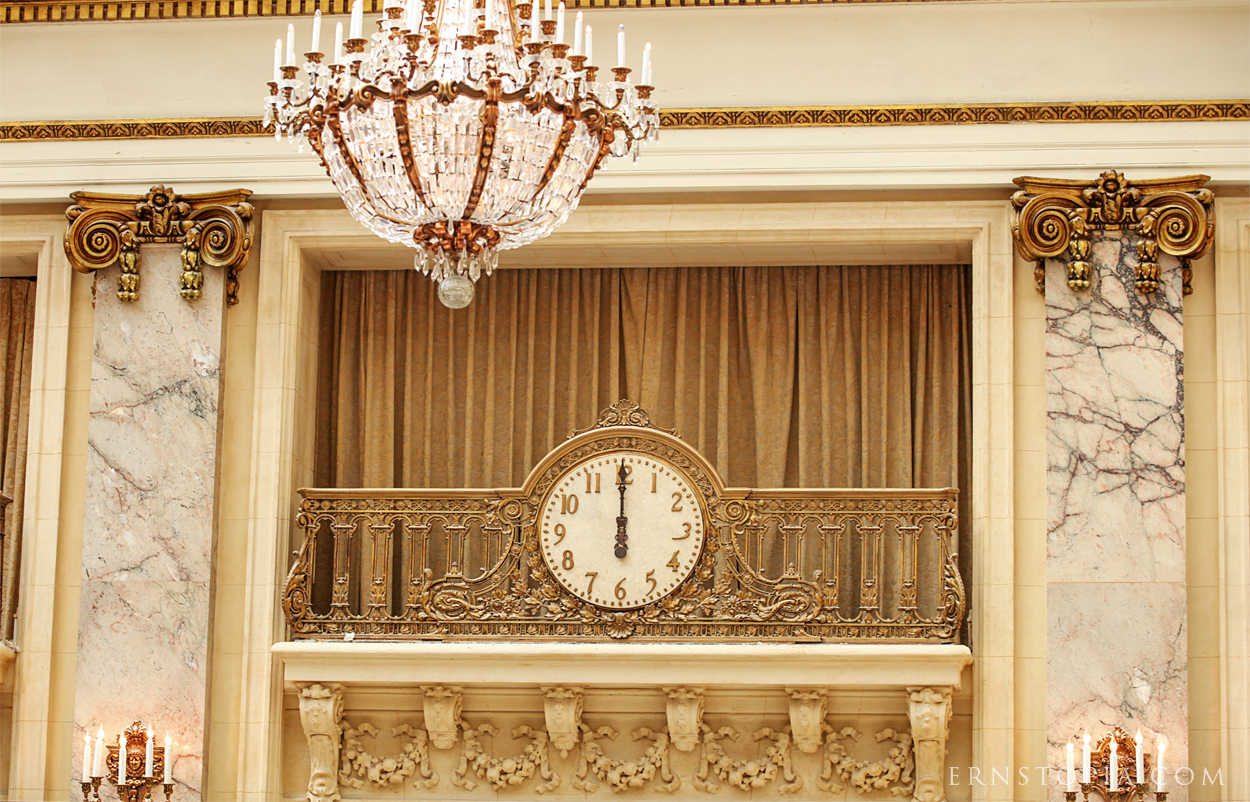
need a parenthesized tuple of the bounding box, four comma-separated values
(1046, 235, 1187, 800)
(74, 247, 223, 800)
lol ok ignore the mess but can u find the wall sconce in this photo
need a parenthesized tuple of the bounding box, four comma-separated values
(80, 721, 175, 802)
(1064, 727, 1168, 802)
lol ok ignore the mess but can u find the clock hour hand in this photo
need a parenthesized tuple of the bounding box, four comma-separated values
(614, 461, 629, 558)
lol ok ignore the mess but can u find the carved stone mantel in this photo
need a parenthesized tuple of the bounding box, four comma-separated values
(64, 184, 253, 304)
(284, 643, 969, 801)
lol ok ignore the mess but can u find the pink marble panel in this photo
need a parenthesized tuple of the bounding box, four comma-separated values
(1046, 235, 1187, 801)
(74, 248, 223, 800)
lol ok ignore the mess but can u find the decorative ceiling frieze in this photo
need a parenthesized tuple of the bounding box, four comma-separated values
(1011, 170, 1214, 296)
(3, 100, 1246, 143)
(64, 185, 254, 305)
(2, 0, 987, 24)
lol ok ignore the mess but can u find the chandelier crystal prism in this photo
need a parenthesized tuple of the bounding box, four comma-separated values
(266, 0, 659, 306)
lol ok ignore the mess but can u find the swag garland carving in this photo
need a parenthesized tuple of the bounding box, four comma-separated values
(64, 184, 253, 304)
(283, 401, 965, 643)
(1011, 170, 1214, 296)
(310, 686, 920, 798)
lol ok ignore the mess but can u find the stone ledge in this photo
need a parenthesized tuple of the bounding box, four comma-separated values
(273, 641, 972, 688)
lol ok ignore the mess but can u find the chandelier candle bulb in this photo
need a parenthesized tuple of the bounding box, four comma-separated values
(285, 23, 296, 66)
(1109, 739, 1118, 791)
(544, 0, 551, 23)
(164, 737, 173, 784)
(1066, 742, 1075, 792)
(350, 0, 363, 40)
(333, 22, 343, 64)
(617, 24, 624, 68)
(93, 727, 105, 778)
(641, 42, 651, 84)
(311, 10, 321, 55)
(1135, 730, 1143, 784)
(273, 39, 281, 82)
(584, 25, 592, 63)
(1082, 731, 1091, 783)
(573, 11, 583, 56)
(555, 2, 564, 45)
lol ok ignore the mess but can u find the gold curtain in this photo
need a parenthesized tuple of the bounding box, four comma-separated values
(1, 278, 36, 642)
(315, 265, 969, 495)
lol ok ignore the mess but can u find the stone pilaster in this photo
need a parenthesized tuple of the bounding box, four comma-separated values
(71, 250, 228, 798)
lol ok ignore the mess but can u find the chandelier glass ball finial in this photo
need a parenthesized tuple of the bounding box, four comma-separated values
(437, 274, 476, 308)
(265, 0, 659, 307)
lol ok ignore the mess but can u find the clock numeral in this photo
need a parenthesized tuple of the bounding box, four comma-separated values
(614, 577, 628, 600)
(667, 551, 681, 572)
(645, 569, 657, 595)
(585, 472, 600, 493)
(618, 464, 633, 484)
(671, 492, 684, 513)
(553, 523, 566, 545)
(562, 550, 575, 570)
(673, 522, 692, 540)
(560, 493, 579, 515)
(585, 572, 598, 594)
(651, 472, 657, 493)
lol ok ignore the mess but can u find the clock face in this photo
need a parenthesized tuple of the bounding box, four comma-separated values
(539, 451, 706, 610)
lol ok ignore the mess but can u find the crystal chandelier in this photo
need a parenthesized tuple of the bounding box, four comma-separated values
(266, 0, 659, 307)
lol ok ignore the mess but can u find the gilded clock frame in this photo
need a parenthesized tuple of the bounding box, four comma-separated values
(537, 446, 710, 612)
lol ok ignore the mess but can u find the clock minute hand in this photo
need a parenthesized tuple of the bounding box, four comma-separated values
(614, 461, 629, 558)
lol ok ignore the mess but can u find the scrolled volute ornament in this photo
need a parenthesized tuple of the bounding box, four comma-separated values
(1012, 170, 1213, 296)
(64, 185, 253, 304)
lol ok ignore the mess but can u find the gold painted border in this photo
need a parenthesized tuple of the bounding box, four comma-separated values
(2, 101, 1246, 141)
(1, 0, 983, 24)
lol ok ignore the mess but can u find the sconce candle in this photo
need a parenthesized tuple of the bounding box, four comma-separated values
(82, 733, 91, 783)
(145, 727, 154, 777)
(164, 737, 173, 784)
(1156, 738, 1167, 792)
(1135, 730, 1144, 784)
(1109, 738, 1118, 791)
(1065, 742, 1075, 792)
(1082, 731, 1091, 783)
(92, 727, 105, 777)
(117, 734, 125, 784)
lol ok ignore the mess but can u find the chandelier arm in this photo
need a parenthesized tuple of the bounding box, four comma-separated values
(392, 93, 433, 213)
(531, 113, 578, 200)
(461, 77, 503, 222)
(576, 123, 620, 195)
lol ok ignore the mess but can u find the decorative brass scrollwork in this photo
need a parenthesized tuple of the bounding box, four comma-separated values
(1011, 170, 1214, 296)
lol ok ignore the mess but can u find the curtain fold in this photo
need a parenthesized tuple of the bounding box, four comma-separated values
(1, 278, 36, 643)
(314, 265, 969, 495)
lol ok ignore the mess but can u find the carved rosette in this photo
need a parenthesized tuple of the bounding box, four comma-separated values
(1011, 170, 1213, 296)
(64, 184, 253, 304)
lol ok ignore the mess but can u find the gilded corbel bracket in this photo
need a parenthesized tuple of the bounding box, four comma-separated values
(1011, 169, 1213, 296)
(542, 685, 584, 757)
(297, 683, 345, 802)
(662, 686, 704, 752)
(907, 686, 953, 802)
(785, 688, 828, 753)
(64, 184, 253, 304)
(420, 684, 463, 749)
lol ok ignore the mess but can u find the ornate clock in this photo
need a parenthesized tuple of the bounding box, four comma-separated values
(538, 451, 706, 610)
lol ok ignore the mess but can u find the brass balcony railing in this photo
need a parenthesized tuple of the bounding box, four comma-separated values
(283, 406, 965, 642)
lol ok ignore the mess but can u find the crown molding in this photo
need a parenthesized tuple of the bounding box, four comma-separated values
(2, 101, 1246, 142)
(0, 0, 988, 24)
